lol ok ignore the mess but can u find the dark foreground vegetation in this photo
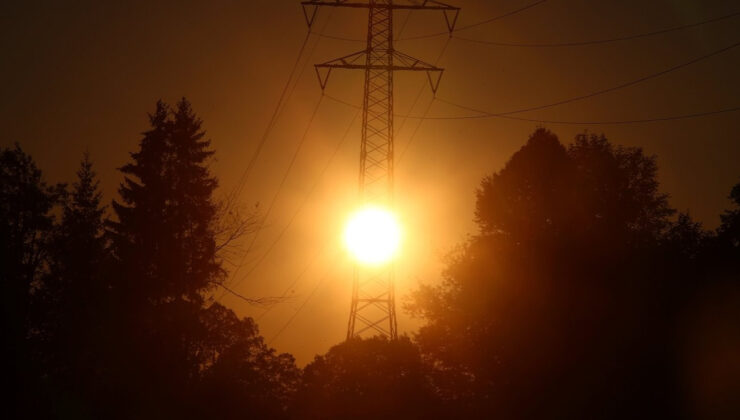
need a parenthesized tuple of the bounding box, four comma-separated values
(1, 100, 738, 419)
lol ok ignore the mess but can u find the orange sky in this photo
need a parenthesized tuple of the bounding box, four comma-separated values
(2, 0, 739, 365)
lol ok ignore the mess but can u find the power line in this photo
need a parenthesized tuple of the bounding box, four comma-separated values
(397, 37, 451, 161)
(436, 39, 740, 117)
(233, 9, 336, 200)
(396, 10, 414, 41)
(284, 10, 338, 115)
(210, 30, 314, 305)
(254, 110, 359, 315)
(434, 98, 740, 125)
(394, 37, 451, 149)
(229, 30, 314, 206)
(323, 38, 740, 122)
(257, 247, 322, 323)
(251, 109, 360, 325)
(328, 92, 740, 125)
(221, 95, 325, 300)
(399, 97, 436, 160)
(228, 8, 335, 214)
(400, 0, 549, 41)
(218, 11, 338, 302)
(267, 260, 340, 346)
(454, 10, 740, 48)
(236, 109, 361, 301)
(209, 281, 285, 307)
(325, 93, 740, 125)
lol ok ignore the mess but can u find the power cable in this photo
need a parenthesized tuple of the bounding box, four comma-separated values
(397, 37, 451, 161)
(218, 11, 336, 302)
(210, 30, 314, 305)
(229, 30, 314, 206)
(209, 281, 284, 307)
(323, 39, 740, 122)
(256, 247, 322, 323)
(396, 10, 414, 41)
(434, 39, 740, 118)
(434, 98, 740, 125)
(454, 10, 740, 48)
(325, 92, 740, 125)
(235, 109, 361, 302)
(400, 0, 549, 41)
(267, 260, 340, 346)
(219, 95, 325, 302)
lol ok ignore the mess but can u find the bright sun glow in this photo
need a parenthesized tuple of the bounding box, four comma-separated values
(344, 206, 402, 265)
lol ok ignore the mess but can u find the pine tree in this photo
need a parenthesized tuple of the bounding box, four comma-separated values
(110, 100, 171, 302)
(719, 181, 740, 248)
(0, 143, 62, 416)
(110, 98, 220, 303)
(49, 152, 108, 296)
(107, 98, 224, 414)
(42, 153, 109, 409)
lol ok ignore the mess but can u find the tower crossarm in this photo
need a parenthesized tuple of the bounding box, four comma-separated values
(315, 50, 445, 93)
(301, 0, 459, 32)
(301, 0, 459, 11)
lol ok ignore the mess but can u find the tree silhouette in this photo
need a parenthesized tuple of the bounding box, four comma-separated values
(678, 181, 740, 419)
(409, 129, 685, 418)
(35, 153, 113, 415)
(110, 98, 220, 303)
(194, 303, 301, 419)
(293, 337, 442, 419)
(475, 128, 575, 241)
(0, 143, 63, 417)
(718, 180, 740, 248)
(106, 98, 228, 415)
(101, 98, 297, 417)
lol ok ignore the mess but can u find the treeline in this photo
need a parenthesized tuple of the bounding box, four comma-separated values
(1, 99, 299, 419)
(405, 130, 740, 419)
(1, 102, 738, 419)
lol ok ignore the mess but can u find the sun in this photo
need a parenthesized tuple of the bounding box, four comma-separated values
(343, 206, 402, 265)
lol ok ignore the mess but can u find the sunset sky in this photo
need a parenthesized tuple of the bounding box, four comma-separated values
(2, 0, 739, 365)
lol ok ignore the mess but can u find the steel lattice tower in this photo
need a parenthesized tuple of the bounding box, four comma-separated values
(301, 0, 459, 340)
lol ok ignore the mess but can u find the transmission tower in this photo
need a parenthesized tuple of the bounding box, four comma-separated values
(301, 0, 460, 340)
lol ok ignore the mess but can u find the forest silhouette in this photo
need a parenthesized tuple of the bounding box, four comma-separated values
(1, 100, 738, 419)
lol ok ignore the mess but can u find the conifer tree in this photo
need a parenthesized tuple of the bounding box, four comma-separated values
(48, 152, 107, 297)
(42, 153, 109, 406)
(719, 181, 740, 248)
(110, 99, 220, 303)
(0, 143, 61, 416)
(107, 99, 224, 414)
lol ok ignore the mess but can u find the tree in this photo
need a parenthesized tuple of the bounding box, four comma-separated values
(475, 129, 673, 248)
(104, 98, 223, 413)
(0, 143, 62, 416)
(193, 303, 301, 419)
(718, 180, 740, 249)
(475, 128, 575, 242)
(39, 153, 111, 414)
(410, 129, 682, 418)
(677, 181, 740, 420)
(110, 98, 220, 303)
(568, 133, 673, 247)
(102, 99, 297, 417)
(293, 337, 442, 419)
